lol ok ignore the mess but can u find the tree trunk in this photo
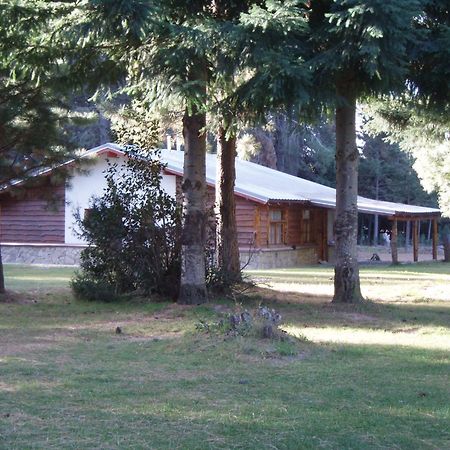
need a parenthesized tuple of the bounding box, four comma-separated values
(390, 219, 399, 265)
(444, 233, 450, 262)
(332, 77, 363, 304)
(215, 126, 241, 281)
(178, 69, 208, 304)
(0, 244, 5, 294)
(358, 215, 364, 244)
(373, 214, 379, 246)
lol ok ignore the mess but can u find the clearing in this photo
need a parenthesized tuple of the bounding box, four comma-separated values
(0, 262, 449, 449)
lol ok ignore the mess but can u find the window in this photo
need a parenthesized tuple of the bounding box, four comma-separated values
(300, 209, 311, 243)
(269, 209, 286, 245)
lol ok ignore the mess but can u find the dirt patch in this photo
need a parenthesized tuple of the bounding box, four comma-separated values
(1, 341, 58, 358)
(392, 327, 420, 334)
(0, 291, 38, 304)
(339, 312, 378, 323)
(251, 286, 331, 305)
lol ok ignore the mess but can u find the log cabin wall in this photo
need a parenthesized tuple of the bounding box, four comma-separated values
(235, 196, 257, 247)
(0, 185, 65, 244)
(175, 175, 327, 260)
(175, 176, 259, 248)
(261, 203, 327, 254)
(205, 184, 257, 248)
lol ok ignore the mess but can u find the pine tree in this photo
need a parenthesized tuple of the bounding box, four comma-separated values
(213, 1, 310, 280)
(305, 0, 430, 303)
(0, 1, 81, 294)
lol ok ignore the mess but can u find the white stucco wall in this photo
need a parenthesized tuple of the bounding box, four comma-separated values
(64, 154, 177, 244)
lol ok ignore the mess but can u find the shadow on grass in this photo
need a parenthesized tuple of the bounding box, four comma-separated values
(240, 286, 450, 332)
(0, 333, 449, 450)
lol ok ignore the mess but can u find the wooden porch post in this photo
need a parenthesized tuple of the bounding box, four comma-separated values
(413, 220, 419, 262)
(432, 218, 438, 260)
(390, 218, 398, 265)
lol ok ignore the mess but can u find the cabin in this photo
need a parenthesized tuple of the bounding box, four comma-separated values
(0, 143, 441, 268)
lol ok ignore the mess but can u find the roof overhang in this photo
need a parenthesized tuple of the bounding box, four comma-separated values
(2, 143, 442, 221)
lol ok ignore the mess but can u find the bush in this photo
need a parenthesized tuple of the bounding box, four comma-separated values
(196, 305, 287, 340)
(70, 273, 120, 302)
(71, 145, 182, 301)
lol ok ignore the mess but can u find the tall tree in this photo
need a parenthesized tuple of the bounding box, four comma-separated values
(74, 0, 210, 303)
(305, 0, 429, 303)
(214, 0, 310, 279)
(211, 0, 263, 282)
(215, 124, 241, 279)
(0, 1, 80, 294)
(79, 0, 273, 302)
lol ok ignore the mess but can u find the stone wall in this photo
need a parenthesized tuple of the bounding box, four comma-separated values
(2, 243, 85, 266)
(240, 245, 318, 270)
(2, 243, 331, 269)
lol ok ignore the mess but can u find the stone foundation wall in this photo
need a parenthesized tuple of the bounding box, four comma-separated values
(1, 243, 85, 266)
(240, 246, 318, 270)
(2, 243, 328, 269)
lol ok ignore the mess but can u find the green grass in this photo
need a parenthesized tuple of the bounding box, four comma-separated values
(1, 263, 449, 449)
(3, 264, 76, 291)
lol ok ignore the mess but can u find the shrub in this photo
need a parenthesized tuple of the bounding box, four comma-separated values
(196, 305, 287, 340)
(70, 273, 120, 302)
(71, 145, 182, 301)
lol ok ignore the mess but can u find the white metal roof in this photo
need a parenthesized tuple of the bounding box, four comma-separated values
(158, 146, 440, 217)
(4, 143, 439, 218)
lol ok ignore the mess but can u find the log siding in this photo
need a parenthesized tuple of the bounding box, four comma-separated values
(0, 185, 65, 244)
(1, 173, 326, 264)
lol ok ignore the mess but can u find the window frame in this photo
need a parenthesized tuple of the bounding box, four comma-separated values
(268, 207, 287, 245)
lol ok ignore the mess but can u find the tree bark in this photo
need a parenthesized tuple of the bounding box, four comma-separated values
(332, 76, 363, 304)
(0, 244, 5, 294)
(373, 214, 379, 245)
(390, 219, 399, 265)
(178, 68, 208, 304)
(215, 126, 241, 281)
(413, 220, 419, 262)
(432, 218, 438, 260)
(444, 232, 450, 262)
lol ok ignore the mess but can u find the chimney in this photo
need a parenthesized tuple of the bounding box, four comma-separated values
(166, 134, 172, 151)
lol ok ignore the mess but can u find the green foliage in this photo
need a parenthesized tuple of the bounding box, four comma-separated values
(0, 1, 79, 190)
(408, 0, 450, 108)
(308, 0, 424, 102)
(360, 1, 450, 215)
(70, 273, 120, 302)
(237, 114, 336, 185)
(359, 131, 438, 207)
(364, 99, 450, 216)
(72, 146, 182, 300)
(110, 103, 161, 150)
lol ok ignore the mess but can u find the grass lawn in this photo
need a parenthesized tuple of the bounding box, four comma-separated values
(1, 263, 449, 449)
